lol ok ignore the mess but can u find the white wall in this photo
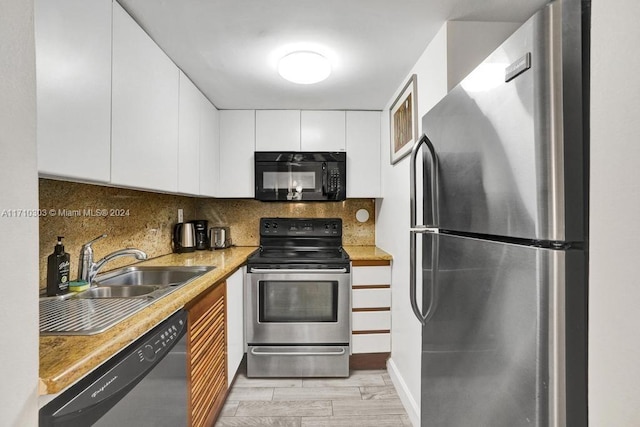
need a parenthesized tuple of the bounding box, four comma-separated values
(377, 21, 517, 426)
(589, 0, 640, 425)
(0, 0, 39, 426)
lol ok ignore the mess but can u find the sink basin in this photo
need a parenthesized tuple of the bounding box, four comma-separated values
(68, 265, 216, 301)
(94, 265, 216, 287)
(75, 285, 162, 299)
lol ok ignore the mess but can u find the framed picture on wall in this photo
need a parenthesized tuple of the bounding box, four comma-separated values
(389, 74, 418, 164)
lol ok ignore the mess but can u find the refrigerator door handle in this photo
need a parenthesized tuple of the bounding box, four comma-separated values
(410, 229, 439, 325)
(410, 133, 439, 229)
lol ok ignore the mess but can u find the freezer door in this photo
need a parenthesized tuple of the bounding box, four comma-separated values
(421, 0, 585, 242)
(419, 232, 586, 427)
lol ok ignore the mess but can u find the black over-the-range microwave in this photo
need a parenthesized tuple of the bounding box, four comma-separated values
(254, 152, 346, 201)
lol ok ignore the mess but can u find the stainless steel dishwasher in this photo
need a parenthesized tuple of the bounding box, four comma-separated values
(40, 310, 188, 426)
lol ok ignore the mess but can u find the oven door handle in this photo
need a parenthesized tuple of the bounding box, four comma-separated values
(250, 347, 346, 356)
(248, 268, 348, 274)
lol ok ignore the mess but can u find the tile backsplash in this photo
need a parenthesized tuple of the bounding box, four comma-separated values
(39, 179, 375, 288)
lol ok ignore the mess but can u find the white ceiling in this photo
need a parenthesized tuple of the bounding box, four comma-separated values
(118, 0, 549, 110)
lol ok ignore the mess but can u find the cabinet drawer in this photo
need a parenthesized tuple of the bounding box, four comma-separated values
(352, 311, 390, 331)
(352, 333, 391, 354)
(352, 288, 391, 309)
(352, 266, 391, 286)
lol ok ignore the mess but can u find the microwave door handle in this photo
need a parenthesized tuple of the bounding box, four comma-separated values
(321, 162, 328, 195)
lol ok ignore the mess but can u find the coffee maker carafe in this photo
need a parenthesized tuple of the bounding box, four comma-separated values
(190, 220, 209, 250)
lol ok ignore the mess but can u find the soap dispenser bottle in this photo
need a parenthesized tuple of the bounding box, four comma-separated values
(46, 236, 70, 296)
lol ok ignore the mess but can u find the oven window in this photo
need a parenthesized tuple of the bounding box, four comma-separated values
(259, 281, 338, 322)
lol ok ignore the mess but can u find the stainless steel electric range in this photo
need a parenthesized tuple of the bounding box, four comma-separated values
(245, 217, 351, 377)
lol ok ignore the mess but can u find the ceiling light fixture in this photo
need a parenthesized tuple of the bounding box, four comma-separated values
(278, 51, 331, 84)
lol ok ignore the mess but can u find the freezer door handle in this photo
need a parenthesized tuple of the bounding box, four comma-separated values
(410, 133, 439, 228)
(409, 229, 439, 326)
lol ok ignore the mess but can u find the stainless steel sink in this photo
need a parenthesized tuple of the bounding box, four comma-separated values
(74, 285, 163, 299)
(40, 265, 216, 335)
(93, 265, 216, 287)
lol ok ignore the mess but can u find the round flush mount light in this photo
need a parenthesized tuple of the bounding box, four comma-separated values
(278, 51, 331, 84)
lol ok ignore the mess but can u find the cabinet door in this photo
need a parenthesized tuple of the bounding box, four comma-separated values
(178, 72, 200, 195)
(111, 2, 179, 193)
(346, 111, 382, 197)
(301, 110, 346, 151)
(226, 267, 244, 386)
(188, 283, 227, 427)
(199, 96, 219, 197)
(35, 0, 112, 182)
(218, 110, 255, 197)
(255, 110, 301, 151)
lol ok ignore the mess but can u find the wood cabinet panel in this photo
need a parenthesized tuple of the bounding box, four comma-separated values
(187, 283, 227, 427)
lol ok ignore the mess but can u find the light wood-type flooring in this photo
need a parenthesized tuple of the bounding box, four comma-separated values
(215, 363, 412, 426)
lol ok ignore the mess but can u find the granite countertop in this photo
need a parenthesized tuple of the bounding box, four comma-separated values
(39, 244, 391, 395)
(343, 245, 392, 261)
(39, 246, 257, 395)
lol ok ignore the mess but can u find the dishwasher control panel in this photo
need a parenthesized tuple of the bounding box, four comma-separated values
(138, 321, 183, 362)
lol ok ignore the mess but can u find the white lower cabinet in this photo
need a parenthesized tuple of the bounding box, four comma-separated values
(226, 267, 244, 386)
(351, 262, 392, 355)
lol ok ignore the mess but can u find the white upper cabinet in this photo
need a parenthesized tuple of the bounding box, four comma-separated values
(301, 111, 346, 152)
(111, 2, 179, 193)
(255, 110, 301, 151)
(35, 0, 112, 183)
(218, 110, 255, 198)
(178, 72, 201, 195)
(346, 111, 382, 198)
(199, 96, 219, 197)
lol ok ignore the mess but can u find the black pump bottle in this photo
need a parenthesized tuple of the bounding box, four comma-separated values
(46, 236, 70, 296)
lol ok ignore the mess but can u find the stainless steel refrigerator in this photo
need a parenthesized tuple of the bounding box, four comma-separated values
(409, 0, 589, 425)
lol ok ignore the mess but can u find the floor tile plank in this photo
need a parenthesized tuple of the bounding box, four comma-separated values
(227, 386, 274, 401)
(332, 398, 407, 416)
(235, 400, 333, 417)
(302, 372, 386, 388)
(273, 386, 361, 401)
(215, 416, 301, 427)
(301, 415, 407, 427)
(360, 385, 399, 400)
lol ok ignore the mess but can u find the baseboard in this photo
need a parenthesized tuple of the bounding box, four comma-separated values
(387, 357, 420, 427)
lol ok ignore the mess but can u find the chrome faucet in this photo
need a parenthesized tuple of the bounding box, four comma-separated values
(78, 234, 148, 283)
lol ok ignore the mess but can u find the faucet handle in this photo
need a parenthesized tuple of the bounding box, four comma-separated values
(82, 234, 107, 250)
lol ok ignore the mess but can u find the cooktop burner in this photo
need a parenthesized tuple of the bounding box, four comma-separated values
(247, 218, 350, 269)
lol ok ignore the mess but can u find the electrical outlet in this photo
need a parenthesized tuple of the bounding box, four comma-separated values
(178, 208, 183, 223)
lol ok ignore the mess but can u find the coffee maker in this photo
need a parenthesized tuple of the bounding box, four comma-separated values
(190, 220, 209, 250)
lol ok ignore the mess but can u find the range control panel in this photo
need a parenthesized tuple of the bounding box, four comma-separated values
(260, 218, 342, 237)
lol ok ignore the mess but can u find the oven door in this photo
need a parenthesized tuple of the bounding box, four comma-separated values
(245, 269, 351, 345)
